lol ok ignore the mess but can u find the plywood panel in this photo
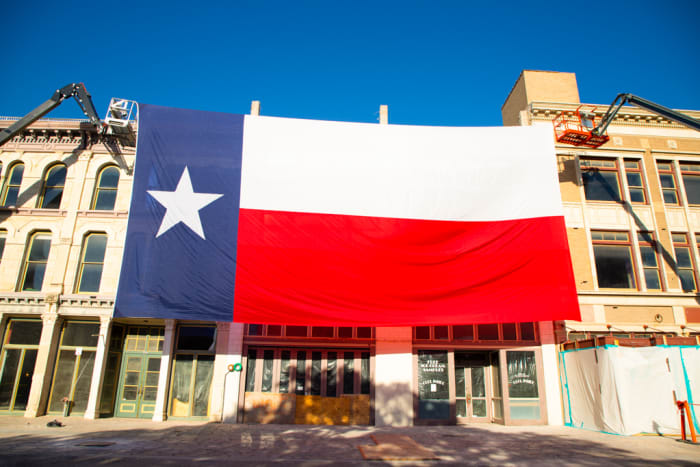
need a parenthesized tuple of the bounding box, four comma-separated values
(243, 392, 296, 424)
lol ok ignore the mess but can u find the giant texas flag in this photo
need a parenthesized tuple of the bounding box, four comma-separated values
(114, 104, 579, 325)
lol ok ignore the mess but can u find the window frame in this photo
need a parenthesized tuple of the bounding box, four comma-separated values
(1, 162, 24, 207)
(91, 165, 120, 211)
(679, 162, 700, 206)
(37, 163, 67, 209)
(672, 232, 697, 292)
(74, 232, 108, 294)
(18, 231, 52, 292)
(623, 159, 647, 204)
(591, 230, 639, 290)
(657, 160, 680, 205)
(638, 232, 664, 291)
(579, 157, 623, 203)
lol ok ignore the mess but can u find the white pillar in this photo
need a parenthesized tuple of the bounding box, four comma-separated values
(374, 326, 413, 426)
(24, 311, 61, 417)
(152, 319, 175, 422)
(539, 321, 564, 425)
(221, 322, 244, 423)
(84, 316, 111, 419)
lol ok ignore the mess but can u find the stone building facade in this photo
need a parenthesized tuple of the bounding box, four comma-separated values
(0, 71, 697, 427)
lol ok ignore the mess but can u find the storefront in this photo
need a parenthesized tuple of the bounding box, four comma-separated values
(413, 323, 548, 425)
(0, 319, 42, 414)
(239, 324, 373, 424)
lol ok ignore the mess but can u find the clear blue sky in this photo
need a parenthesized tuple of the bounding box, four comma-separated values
(3, 1, 699, 127)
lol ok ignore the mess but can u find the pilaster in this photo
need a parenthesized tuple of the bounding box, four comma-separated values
(24, 309, 61, 417)
(83, 315, 111, 419)
(221, 322, 244, 423)
(538, 321, 564, 425)
(374, 326, 413, 426)
(152, 319, 175, 422)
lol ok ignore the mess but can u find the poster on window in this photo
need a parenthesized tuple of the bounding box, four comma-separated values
(507, 351, 539, 398)
(418, 351, 449, 400)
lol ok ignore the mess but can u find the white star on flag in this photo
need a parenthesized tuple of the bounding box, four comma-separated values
(147, 167, 223, 240)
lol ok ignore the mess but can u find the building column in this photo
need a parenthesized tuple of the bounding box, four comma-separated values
(24, 311, 61, 418)
(374, 326, 413, 426)
(152, 319, 175, 422)
(539, 321, 564, 425)
(84, 316, 111, 419)
(219, 322, 244, 423)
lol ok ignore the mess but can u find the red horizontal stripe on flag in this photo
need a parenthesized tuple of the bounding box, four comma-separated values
(233, 208, 579, 326)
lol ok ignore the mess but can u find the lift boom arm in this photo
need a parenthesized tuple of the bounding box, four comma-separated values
(0, 83, 104, 146)
(592, 93, 700, 136)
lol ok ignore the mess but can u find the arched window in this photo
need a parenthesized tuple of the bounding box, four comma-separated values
(38, 164, 67, 209)
(1, 162, 24, 207)
(91, 166, 120, 210)
(19, 231, 51, 291)
(75, 233, 107, 293)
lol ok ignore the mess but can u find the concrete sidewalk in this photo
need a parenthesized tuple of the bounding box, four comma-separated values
(0, 416, 697, 466)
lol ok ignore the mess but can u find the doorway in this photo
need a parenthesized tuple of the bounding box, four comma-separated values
(455, 351, 493, 422)
(0, 320, 41, 413)
(115, 326, 163, 418)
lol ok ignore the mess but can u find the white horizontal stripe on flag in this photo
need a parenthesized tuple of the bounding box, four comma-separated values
(240, 116, 562, 222)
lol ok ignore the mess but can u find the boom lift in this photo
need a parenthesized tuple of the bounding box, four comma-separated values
(0, 83, 136, 147)
(553, 93, 700, 148)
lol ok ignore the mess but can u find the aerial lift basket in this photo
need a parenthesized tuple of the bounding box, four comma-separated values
(552, 105, 609, 148)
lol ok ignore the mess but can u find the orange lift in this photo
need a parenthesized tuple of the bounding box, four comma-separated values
(553, 93, 700, 149)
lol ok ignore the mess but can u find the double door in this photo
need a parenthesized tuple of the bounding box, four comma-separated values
(455, 352, 491, 422)
(115, 327, 163, 418)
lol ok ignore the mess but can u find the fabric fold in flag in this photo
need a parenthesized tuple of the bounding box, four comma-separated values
(115, 104, 580, 325)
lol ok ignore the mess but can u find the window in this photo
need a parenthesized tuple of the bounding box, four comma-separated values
(413, 324, 537, 342)
(48, 321, 99, 414)
(169, 326, 216, 418)
(680, 163, 700, 206)
(1, 162, 24, 207)
(580, 158, 621, 202)
(91, 166, 120, 210)
(624, 159, 647, 203)
(657, 161, 680, 204)
(672, 233, 697, 292)
(37, 164, 66, 209)
(638, 232, 663, 290)
(244, 348, 370, 397)
(75, 233, 107, 293)
(0, 319, 41, 412)
(592, 231, 637, 289)
(19, 232, 51, 291)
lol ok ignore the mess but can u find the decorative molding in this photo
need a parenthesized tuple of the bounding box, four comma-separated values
(0, 293, 46, 306)
(0, 207, 68, 217)
(562, 203, 584, 228)
(586, 204, 629, 229)
(77, 210, 129, 218)
(665, 207, 688, 231)
(59, 294, 115, 308)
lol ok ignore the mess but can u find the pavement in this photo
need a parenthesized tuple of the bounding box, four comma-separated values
(0, 415, 698, 466)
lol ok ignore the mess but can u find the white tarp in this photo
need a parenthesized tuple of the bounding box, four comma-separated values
(560, 345, 699, 435)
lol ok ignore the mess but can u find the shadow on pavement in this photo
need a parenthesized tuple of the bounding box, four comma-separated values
(0, 419, 698, 466)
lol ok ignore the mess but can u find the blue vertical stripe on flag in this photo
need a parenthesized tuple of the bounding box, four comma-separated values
(114, 104, 243, 321)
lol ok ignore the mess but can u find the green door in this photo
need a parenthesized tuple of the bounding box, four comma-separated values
(115, 327, 163, 418)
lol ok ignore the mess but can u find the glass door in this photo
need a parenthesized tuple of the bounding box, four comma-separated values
(0, 320, 41, 414)
(455, 352, 490, 421)
(115, 327, 163, 418)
